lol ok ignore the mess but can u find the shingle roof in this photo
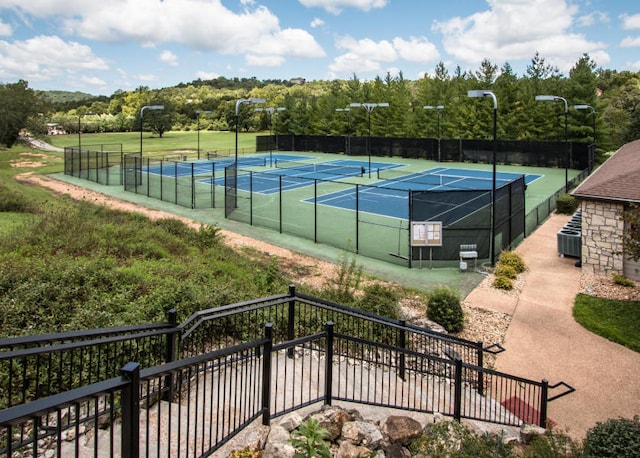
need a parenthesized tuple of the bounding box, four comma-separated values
(572, 139, 640, 203)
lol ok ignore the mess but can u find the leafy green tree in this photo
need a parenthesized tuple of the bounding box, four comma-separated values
(0, 80, 46, 147)
(621, 204, 640, 262)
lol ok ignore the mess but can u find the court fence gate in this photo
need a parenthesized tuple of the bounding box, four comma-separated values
(0, 286, 574, 457)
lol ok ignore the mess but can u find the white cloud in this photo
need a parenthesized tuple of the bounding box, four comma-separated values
(137, 73, 158, 82)
(0, 0, 325, 69)
(81, 75, 107, 87)
(392, 37, 439, 63)
(577, 11, 609, 27)
(433, 0, 609, 73)
(0, 20, 12, 36)
(621, 13, 640, 30)
(310, 18, 324, 28)
(298, 0, 387, 15)
(620, 36, 640, 48)
(330, 35, 439, 75)
(0, 35, 108, 82)
(159, 50, 179, 67)
(195, 71, 219, 80)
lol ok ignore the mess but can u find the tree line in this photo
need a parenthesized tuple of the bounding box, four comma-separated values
(1, 53, 639, 158)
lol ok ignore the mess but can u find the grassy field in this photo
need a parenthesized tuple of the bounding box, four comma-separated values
(47, 131, 259, 155)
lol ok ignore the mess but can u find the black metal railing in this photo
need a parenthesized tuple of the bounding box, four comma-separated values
(0, 321, 574, 457)
(0, 315, 179, 409)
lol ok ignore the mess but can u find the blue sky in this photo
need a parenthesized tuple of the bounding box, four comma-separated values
(0, 0, 638, 96)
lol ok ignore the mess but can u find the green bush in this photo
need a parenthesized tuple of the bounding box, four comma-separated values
(494, 264, 517, 279)
(612, 273, 635, 288)
(522, 427, 583, 457)
(357, 283, 400, 319)
(556, 194, 580, 215)
(427, 286, 464, 333)
(492, 276, 514, 290)
(583, 416, 640, 457)
(497, 251, 526, 273)
(410, 421, 514, 457)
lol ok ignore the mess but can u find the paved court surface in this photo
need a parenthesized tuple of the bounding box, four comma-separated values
(465, 213, 640, 439)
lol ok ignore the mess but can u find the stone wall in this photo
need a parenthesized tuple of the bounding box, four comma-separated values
(581, 199, 625, 275)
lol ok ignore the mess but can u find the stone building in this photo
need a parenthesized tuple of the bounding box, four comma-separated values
(572, 139, 640, 281)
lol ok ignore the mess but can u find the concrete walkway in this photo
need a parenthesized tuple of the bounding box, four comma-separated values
(465, 213, 640, 439)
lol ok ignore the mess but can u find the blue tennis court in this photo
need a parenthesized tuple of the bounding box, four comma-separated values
(206, 159, 399, 195)
(306, 167, 542, 219)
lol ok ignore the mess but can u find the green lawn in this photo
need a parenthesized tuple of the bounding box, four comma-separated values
(47, 131, 259, 155)
(574, 293, 640, 352)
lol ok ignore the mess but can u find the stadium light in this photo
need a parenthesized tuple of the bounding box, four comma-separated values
(255, 106, 285, 166)
(573, 104, 596, 145)
(235, 98, 266, 163)
(536, 95, 569, 192)
(335, 108, 351, 155)
(78, 112, 96, 152)
(467, 90, 497, 266)
(195, 110, 212, 160)
(349, 102, 389, 177)
(423, 105, 444, 161)
(139, 105, 164, 154)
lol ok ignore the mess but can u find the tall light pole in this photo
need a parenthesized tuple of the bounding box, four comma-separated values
(335, 108, 351, 155)
(536, 95, 569, 192)
(139, 105, 164, 154)
(195, 110, 211, 160)
(573, 104, 596, 173)
(350, 102, 389, 177)
(235, 98, 266, 163)
(255, 106, 285, 166)
(423, 105, 444, 161)
(78, 112, 96, 152)
(468, 90, 498, 266)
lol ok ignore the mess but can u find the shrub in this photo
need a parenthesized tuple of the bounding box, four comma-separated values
(492, 276, 514, 290)
(290, 418, 331, 458)
(410, 421, 514, 457)
(357, 283, 400, 319)
(498, 251, 526, 273)
(612, 273, 635, 288)
(522, 427, 583, 457)
(583, 416, 640, 457)
(427, 286, 464, 333)
(494, 264, 517, 279)
(556, 193, 579, 215)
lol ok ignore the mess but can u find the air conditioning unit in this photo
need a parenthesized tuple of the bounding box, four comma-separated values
(557, 229, 581, 258)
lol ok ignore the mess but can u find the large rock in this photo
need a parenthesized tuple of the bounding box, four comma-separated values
(341, 421, 383, 448)
(383, 415, 423, 445)
(262, 424, 296, 458)
(309, 405, 359, 441)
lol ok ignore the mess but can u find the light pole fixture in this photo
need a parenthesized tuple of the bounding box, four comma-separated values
(350, 102, 389, 177)
(195, 110, 212, 160)
(78, 112, 96, 152)
(573, 104, 596, 144)
(139, 105, 164, 154)
(255, 106, 285, 166)
(235, 98, 266, 163)
(335, 108, 351, 155)
(536, 95, 569, 192)
(423, 105, 444, 161)
(467, 90, 498, 266)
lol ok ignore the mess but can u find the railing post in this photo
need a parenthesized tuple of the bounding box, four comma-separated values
(120, 362, 140, 458)
(476, 341, 484, 396)
(324, 321, 334, 406)
(539, 379, 549, 428)
(453, 356, 463, 423)
(287, 285, 296, 358)
(398, 320, 406, 381)
(163, 309, 178, 402)
(262, 323, 273, 426)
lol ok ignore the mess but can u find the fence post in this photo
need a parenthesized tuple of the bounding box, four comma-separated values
(324, 321, 334, 406)
(453, 356, 463, 422)
(262, 323, 273, 426)
(120, 362, 140, 458)
(287, 285, 296, 358)
(476, 341, 484, 396)
(162, 309, 178, 402)
(539, 379, 549, 428)
(398, 320, 406, 381)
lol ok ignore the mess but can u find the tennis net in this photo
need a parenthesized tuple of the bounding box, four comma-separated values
(274, 159, 364, 177)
